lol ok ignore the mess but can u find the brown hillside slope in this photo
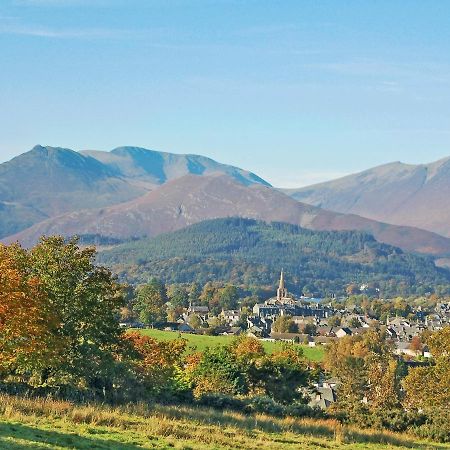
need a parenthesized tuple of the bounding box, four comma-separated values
(6, 174, 450, 256)
(283, 157, 450, 238)
(0, 145, 269, 239)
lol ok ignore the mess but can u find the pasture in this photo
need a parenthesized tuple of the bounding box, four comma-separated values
(139, 328, 325, 362)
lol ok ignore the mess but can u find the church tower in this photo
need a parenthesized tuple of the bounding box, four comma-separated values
(277, 270, 288, 301)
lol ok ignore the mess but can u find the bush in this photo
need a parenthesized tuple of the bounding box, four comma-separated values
(197, 393, 246, 410)
(369, 409, 426, 433)
(411, 410, 450, 442)
(285, 402, 326, 419)
(244, 396, 284, 417)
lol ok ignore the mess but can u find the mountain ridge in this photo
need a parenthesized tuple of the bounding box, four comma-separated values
(0, 145, 269, 238)
(6, 173, 450, 257)
(283, 156, 450, 237)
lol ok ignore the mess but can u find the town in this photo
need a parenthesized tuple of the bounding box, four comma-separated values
(122, 271, 450, 361)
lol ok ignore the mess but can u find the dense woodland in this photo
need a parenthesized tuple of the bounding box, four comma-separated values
(1, 237, 449, 442)
(98, 218, 450, 297)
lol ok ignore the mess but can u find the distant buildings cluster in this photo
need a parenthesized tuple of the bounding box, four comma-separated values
(123, 271, 450, 358)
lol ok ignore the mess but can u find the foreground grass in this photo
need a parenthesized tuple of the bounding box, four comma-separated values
(137, 328, 325, 362)
(0, 394, 447, 450)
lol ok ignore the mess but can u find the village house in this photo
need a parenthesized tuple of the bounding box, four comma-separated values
(220, 309, 240, 326)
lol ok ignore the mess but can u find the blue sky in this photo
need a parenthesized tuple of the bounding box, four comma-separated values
(1, 0, 450, 187)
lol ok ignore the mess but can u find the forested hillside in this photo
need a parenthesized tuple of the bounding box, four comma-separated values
(98, 218, 450, 296)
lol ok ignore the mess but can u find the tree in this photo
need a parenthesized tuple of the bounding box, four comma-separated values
(0, 246, 62, 382)
(2, 237, 125, 390)
(408, 336, 423, 352)
(366, 354, 402, 410)
(124, 331, 187, 395)
(120, 306, 137, 323)
(188, 314, 202, 330)
(325, 329, 401, 413)
(302, 323, 317, 336)
(228, 336, 265, 362)
(272, 315, 298, 333)
(403, 327, 450, 410)
(218, 285, 239, 310)
(188, 282, 201, 305)
(167, 285, 189, 308)
(134, 279, 167, 326)
(346, 284, 360, 296)
(328, 316, 342, 327)
(191, 347, 246, 398)
(255, 345, 310, 404)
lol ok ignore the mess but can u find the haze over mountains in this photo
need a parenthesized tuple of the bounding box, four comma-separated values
(2, 145, 450, 259)
(283, 157, 450, 238)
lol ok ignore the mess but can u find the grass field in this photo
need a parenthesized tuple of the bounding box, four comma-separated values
(137, 328, 325, 362)
(1, 394, 448, 450)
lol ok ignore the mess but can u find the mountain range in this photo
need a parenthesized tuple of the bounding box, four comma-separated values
(283, 157, 450, 238)
(0, 145, 267, 238)
(2, 145, 450, 261)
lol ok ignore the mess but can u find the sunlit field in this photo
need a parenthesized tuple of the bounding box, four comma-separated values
(1, 394, 447, 450)
(137, 328, 325, 362)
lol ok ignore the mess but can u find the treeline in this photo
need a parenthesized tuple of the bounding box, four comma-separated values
(123, 278, 267, 328)
(98, 218, 450, 297)
(0, 237, 449, 442)
(123, 280, 446, 330)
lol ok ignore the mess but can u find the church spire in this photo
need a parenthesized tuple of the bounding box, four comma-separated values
(277, 270, 288, 300)
(279, 270, 285, 290)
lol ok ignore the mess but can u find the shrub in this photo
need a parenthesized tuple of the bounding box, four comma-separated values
(197, 393, 246, 410)
(411, 410, 450, 442)
(285, 402, 326, 419)
(244, 396, 284, 417)
(191, 347, 246, 398)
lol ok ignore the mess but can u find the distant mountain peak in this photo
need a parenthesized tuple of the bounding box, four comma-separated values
(283, 155, 450, 238)
(0, 144, 271, 239)
(83, 145, 271, 187)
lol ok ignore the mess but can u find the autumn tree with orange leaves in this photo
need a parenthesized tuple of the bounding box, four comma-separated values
(0, 245, 62, 383)
(0, 237, 125, 393)
(124, 331, 187, 396)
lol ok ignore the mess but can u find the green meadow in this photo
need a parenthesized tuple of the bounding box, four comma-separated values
(137, 328, 325, 362)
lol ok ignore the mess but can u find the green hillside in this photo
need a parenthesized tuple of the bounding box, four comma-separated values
(98, 218, 450, 296)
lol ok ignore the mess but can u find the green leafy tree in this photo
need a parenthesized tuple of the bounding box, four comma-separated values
(255, 345, 310, 404)
(188, 282, 201, 305)
(328, 316, 342, 327)
(135, 279, 168, 327)
(10, 236, 125, 390)
(349, 317, 361, 328)
(302, 323, 317, 336)
(191, 346, 246, 398)
(272, 315, 298, 333)
(188, 314, 202, 330)
(167, 284, 189, 308)
(218, 285, 239, 310)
